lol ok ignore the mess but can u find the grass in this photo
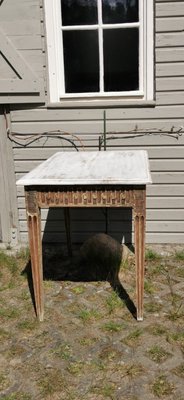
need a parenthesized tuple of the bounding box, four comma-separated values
(17, 319, 38, 332)
(0, 251, 18, 275)
(102, 321, 125, 332)
(51, 343, 72, 360)
(106, 291, 123, 314)
(78, 307, 101, 323)
(145, 249, 161, 261)
(151, 375, 175, 397)
(1, 393, 32, 400)
(144, 279, 155, 294)
(0, 373, 10, 391)
(172, 363, 184, 379)
(146, 324, 167, 336)
(38, 369, 66, 396)
(92, 382, 116, 399)
(72, 285, 85, 294)
(174, 250, 184, 260)
(122, 328, 143, 347)
(0, 307, 20, 320)
(147, 345, 171, 363)
(67, 361, 85, 376)
(120, 363, 144, 379)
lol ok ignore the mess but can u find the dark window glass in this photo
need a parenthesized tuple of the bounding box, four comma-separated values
(61, 0, 98, 26)
(103, 28, 139, 91)
(102, 0, 139, 24)
(63, 30, 99, 93)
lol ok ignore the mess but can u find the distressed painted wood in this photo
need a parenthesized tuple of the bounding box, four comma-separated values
(17, 151, 152, 186)
(0, 108, 19, 244)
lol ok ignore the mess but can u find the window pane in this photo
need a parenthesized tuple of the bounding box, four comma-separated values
(103, 28, 139, 92)
(63, 31, 99, 93)
(61, 0, 98, 26)
(102, 0, 139, 24)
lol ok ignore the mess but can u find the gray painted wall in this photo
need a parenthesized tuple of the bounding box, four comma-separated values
(0, 0, 184, 244)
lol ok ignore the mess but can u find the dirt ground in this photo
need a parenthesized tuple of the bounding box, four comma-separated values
(0, 242, 184, 400)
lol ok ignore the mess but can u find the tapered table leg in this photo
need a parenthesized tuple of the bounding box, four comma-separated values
(134, 187, 146, 321)
(26, 190, 44, 321)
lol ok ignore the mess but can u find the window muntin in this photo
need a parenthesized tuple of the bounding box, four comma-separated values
(60, 0, 141, 96)
(44, 0, 153, 103)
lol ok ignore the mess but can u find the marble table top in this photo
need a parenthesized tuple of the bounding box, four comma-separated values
(16, 150, 152, 186)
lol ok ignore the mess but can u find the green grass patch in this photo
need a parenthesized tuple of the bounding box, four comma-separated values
(151, 375, 174, 397)
(122, 328, 143, 347)
(172, 363, 184, 379)
(106, 291, 123, 314)
(0, 393, 32, 400)
(17, 319, 38, 331)
(102, 321, 125, 332)
(145, 249, 161, 261)
(147, 324, 167, 337)
(38, 369, 66, 396)
(0, 307, 20, 320)
(78, 308, 101, 323)
(2, 392, 32, 400)
(147, 345, 171, 363)
(0, 373, 10, 391)
(51, 343, 72, 360)
(174, 250, 184, 260)
(71, 285, 85, 294)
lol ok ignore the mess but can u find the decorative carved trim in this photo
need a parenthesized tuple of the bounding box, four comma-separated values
(36, 188, 136, 208)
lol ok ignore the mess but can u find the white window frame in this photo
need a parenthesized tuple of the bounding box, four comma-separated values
(44, 0, 154, 104)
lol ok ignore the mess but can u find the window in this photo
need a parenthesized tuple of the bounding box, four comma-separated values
(45, 0, 154, 104)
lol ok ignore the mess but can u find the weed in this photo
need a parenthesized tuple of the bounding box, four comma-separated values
(72, 285, 85, 294)
(151, 375, 174, 397)
(102, 321, 124, 332)
(106, 291, 123, 314)
(16, 247, 30, 261)
(92, 382, 115, 399)
(67, 361, 85, 375)
(0, 327, 10, 339)
(78, 308, 101, 323)
(147, 345, 171, 363)
(172, 363, 184, 379)
(167, 331, 184, 344)
(174, 250, 184, 260)
(79, 337, 97, 346)
(122, 329, 143, 347)
(0, 251, 18, 275)
(38, 369, 65, 395)
(17, 319, 38, 331)
(0, 307, 20, 319)
(145, 249, 161, 261)
(0, 373, 10, 391)
(144, 301, 162, 313)
(147, 324, 167, 336)
(3, 392, 32, 400)
(121, 363, 144, 378)
(0, 393, 32, 400)
(144, 280, 155, 294)
(166, 305, 184, 321)
(51, 343, 72, 360)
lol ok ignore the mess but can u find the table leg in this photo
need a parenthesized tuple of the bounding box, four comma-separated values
(26, 191, 44, 321)
(134, 188, 146, 321)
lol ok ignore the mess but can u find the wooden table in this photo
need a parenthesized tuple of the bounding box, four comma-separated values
(17, 150, 152, 322)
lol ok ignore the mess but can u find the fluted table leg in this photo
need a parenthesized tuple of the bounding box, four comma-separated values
(26, 190, 44, 321)
(134, 187, 146, 321)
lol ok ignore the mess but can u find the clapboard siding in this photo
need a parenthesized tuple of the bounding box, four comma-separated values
(5, 0, 184, 244)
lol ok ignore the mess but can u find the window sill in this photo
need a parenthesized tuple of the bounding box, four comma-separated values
(47, 98, 156, 109)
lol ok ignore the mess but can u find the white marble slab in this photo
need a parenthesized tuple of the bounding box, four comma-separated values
(16, 150, 152, 186)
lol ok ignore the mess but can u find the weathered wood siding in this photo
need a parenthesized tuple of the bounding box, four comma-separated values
(4, 0, 184, 244)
